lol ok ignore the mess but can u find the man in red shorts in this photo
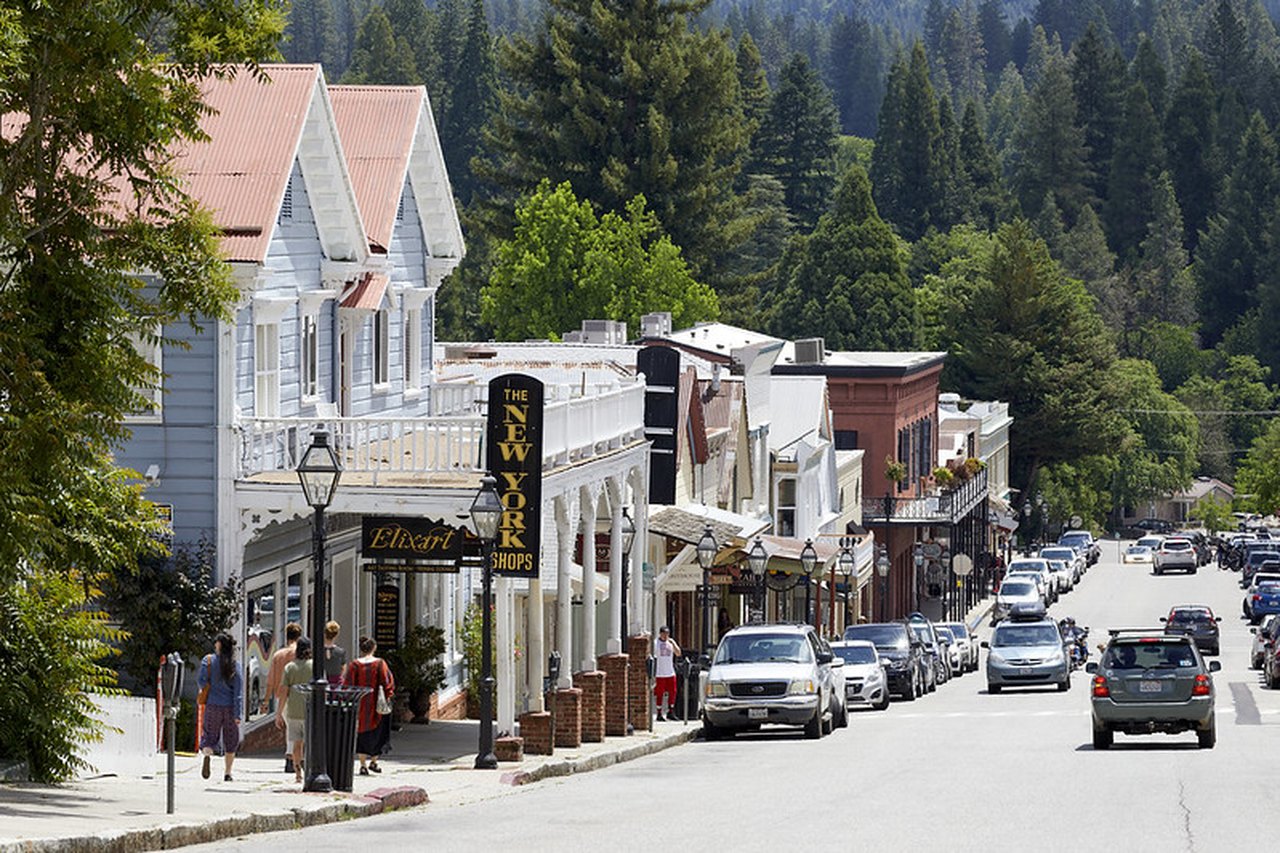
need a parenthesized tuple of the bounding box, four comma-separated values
(654, 626, 680, 721)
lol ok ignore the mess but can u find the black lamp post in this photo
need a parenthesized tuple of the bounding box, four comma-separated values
(696, 524, 717, 654)
(747, 538, 768, 623)
(800, 539, 817, 628)
(838, 541, 855, 629)
(619, 507, 636, 652)
(876, 545, 891, 622)
(470, 475, 503, 770)
(297, 430, 341, 793)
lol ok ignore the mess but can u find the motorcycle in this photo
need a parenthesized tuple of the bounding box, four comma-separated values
(1060, 620, 1090, 670)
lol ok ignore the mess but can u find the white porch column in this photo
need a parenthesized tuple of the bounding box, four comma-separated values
(527, 573, 545, 712)
(606, 479, 624, 654)
(556, 500, 573, 688)
(630, 476, 648, 637)
(496, 575, 515, 734)
(580, 507, 598, 672)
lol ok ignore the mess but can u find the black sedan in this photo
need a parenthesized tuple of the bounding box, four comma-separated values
(1160, 605, 1222, 656)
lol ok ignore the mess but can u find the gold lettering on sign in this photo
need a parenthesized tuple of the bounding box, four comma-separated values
(366, 523, 456, 555)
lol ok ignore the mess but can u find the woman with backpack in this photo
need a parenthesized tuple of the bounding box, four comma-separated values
(197, 633, 243, 782)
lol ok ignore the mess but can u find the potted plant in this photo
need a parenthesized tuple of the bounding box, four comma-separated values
(932, 466, 955, 488)
(383, 624, 447, 723)
(884, 456, 907, 487)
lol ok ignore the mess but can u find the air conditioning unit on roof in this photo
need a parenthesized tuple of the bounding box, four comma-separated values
(794, 337, 825, 365)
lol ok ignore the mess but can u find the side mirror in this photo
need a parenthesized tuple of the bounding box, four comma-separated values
(1209, 661, 1222, 672)
(980, 641, 990, 649)
(830, 657, 843, 668)
(1159, 617, 1167, 623)
(1085, 662, 1099, 674)
(1251, 627, 1259, 635)
(817, 651, 833, 665)
(1215, 617, 1222, 622)
(698, 653, 712, 669)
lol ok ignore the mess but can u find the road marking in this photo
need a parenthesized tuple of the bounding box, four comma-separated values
(1229, 682, 1262, 724)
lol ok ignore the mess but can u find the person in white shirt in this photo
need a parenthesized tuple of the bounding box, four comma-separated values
(653, 626, 681, 721)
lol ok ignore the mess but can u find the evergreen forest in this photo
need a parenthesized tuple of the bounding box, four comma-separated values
(279, 0, 1280, 532)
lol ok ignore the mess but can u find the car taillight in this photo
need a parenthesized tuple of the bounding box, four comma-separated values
(1192, 674, 1211, 696)
(1092, 676, 1109, 697)
(1255, 595, 1263, 603)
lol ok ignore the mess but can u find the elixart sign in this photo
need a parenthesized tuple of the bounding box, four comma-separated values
(485, 374, 543, 577)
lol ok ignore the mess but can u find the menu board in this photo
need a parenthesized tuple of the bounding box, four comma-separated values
(374, 583, 400, 651)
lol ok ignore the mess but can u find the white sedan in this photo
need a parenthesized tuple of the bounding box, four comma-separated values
(1123, 544, 1154, 564)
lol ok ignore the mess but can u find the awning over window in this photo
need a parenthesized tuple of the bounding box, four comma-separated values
(339, 271, 388, 312)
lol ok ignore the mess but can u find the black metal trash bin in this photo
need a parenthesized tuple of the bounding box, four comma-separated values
(322, 685, 370, 792)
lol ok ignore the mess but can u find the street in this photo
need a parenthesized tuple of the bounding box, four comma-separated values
(191, 539, 1280, 852)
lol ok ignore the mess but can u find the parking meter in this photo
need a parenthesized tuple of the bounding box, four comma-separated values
(646, 655, 656, 678)
(158, 652, 183, 814)
(547, 651, 562, 692)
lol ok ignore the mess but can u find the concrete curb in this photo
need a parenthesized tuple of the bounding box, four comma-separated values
(505, 728, 699, 786)
(0, 786, 428, 853)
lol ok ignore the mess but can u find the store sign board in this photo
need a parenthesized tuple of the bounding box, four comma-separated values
(374, 584, 399, 651)
(361, 516, 464, 562)
(486, 374, 543, 577)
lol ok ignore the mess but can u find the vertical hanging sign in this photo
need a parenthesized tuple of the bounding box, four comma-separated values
(486, 374, 543, 577)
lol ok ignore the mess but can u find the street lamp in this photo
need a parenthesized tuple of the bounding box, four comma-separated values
(696, 524, 717, 654)
(747, 538, 768, 623)
(876, 545, 891, 622)
(619, 507, 636, 652)
(470, 475, 503, 770)
(838, 541, 855, 628)
(296, 430, 341, 793)
(800, 539, 817, 628)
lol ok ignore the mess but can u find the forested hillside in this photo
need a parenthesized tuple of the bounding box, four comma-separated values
(277, 0, 1280, 529)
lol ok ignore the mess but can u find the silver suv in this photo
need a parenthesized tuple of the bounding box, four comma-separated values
(702, 624, 845, 740)
(1154, 537, 1198, 575)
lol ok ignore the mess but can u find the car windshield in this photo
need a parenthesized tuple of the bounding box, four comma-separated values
(909, 624, 933, 643)
(1259, 582, 1280, 594)
(1060, 534, 1089, 547)
(1137, 537, 1163, 548)
(1169, 610, 1212, 624)
(1105, 641, 1196, 669)
(844, 624, 908, 650)
(1249, 552, 1280, 566)
(992, 625, 1061, 647)
(715, 634, 814, 665)
(999, 580, 1034, 596)
(943, 624, 967, 639)
(1048, 560, 1067, 571)
(831, 645, 876, 665)
(1164, 540, 1192, 551)
(1127, 545, 1150, 554)
(1009, 561, 1047, 573)
(1040, 548, 1075, 560)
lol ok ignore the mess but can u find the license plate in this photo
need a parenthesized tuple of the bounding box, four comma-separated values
(1020, 668, 1034, 675)
(1138, 680, 1163, 693)
(748, 708, 768, 720)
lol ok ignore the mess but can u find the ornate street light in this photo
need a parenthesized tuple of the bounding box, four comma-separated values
(747, 538, 768, 622)
(619, 507, 636, 652)
(838, 541, 856, 628)
(470, 475, 503, 770)
(696, 524, 717, 654)
(800, 539, 817, 628)
(876, 545, 891, 622)
(296, 431, 341, 793)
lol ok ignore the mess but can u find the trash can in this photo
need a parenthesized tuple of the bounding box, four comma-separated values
(322, 685, 370, 792)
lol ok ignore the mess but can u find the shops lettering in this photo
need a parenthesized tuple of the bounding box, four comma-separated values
(491, 551, 534, 572)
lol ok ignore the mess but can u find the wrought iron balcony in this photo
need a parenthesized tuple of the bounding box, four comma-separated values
(862, 468, 988, 526)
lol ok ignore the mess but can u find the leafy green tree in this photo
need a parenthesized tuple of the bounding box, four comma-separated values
(768, 166, 916, 350)
(343, 8, 419, 84)
(912, 224, 997, 350)
(480, 181, 717, 340)
(1012, 40, 1094, 223)
(871, 42, 944, 240)
(1238, 418, 1280, 514)
(754, 53, 839, 230)
(1131, 321, 1207, 391)
(1189, 494, 1233, 533)
(477, 0, 751, 290)
(1164, 50, 1219, 250)
(1176, 354, 1275, 480)
(947, 220, 1122, 500)
(1106, 358, 1199, 518)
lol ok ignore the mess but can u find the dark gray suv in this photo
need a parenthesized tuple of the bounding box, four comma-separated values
(844, 621, 929, 700)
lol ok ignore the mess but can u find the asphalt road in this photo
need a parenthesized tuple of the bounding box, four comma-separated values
(192, 539, 1280, 853)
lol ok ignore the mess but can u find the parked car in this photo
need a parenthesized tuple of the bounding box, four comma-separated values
(829, 640, 890, 711)
(844, 621, 926, 701)
(1250, 614, 1280, 670)
(1134, 517, 1175, 534)
(1087, 630, 1219, 749)
(940, 621, 980, 673)
(1263, 625, 1280, 688)
(1245, 577, 1280, 625)
(991, 578, 1044, 625)
(1059, 530, 1101, 565)
(1122, 544, 1154, 564)
(1007, 565, 1055, 605)
(907, 613, 949, 685)
(982, 617, 1071, 693)
(1045, 558, 1074, 593)
(1160, 605, 1221, 655)
(1154, 537, 1198, 575)
(936, 626, 963, 676)
(702, 623, 845, 740)
(1242, 548, 1280, 586)
(1136, 535, 1165, 551)
(1039, 546, 1085, 583)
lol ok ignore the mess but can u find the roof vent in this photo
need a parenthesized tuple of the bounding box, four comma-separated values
(577, 319, 628, 344)
(443, 344, 497, 360)
(794, 337, 825, 365)
(640, 312, 672, 338)
(280, 182, 294, 223)
(939, 392, 961, 410)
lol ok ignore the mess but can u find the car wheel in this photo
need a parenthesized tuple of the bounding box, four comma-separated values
(1093, 727, 1113, 750)
(1190, 567, 1198, 574)
(901, 682, 916, 702)
(702, 720, 722, 741)
(1057, 677, 1070, 692)
(1197, 724, 1216, 749)
(837, 700, 849, 728)
(988, 683, 1001, 694)
(804, 707, 823, 740)
(1251, 615, 1261, 626)
(1252, 653, 1263, 670)
(875, 693, 891, 711)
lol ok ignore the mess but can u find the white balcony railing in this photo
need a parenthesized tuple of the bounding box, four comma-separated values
(236, 382, 647, 480)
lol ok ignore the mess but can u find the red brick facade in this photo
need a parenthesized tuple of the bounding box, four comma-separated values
(494, 736, 524, 762)
(573, 670, 607, 743)
(599, 653, 629, 737)
(554, 687, 583, 748)
(518, 711, 553, 755)
(627, 634, 652, 731)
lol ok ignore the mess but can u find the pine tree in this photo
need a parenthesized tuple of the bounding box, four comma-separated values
(476, 0, 752, 290)
(768, 167, 917, 350)
(736, 32, 771, 138)
(1011, 17, 1032, 70)
(1105, 81, 1163, 260)
(1195, 112, 1278, 345)
(1134, 171, 1196, 327)
(720, 174, 794, 328)
(1258, 197, 1280, 377)
(383, 0, 437, 84)
(1131, 34, 1167, 118)
(1070, 23, 1126, 202)
(940, 3, 987, 108)
(958, 100, 1009, 228)
(1205, 0, 1254, 102)
(823, 12, 886, 138)
(1164, 50, 1219, 251)
(978, 0, 1012, 80)
(440, 0, 496, 204)
(754, 53, 840, 231)
(923, 0, 948, 66)
(986, 64, 1027, 177)
(342, 8, 419, 84)
(937, 97, 969, 228)
(1060, 203, 1125, 333)
(1012, 43, 1094, 223)
(871, 42, 944, 240)
(1033, 191, 1067, 257)
(282, 0, 342, 71)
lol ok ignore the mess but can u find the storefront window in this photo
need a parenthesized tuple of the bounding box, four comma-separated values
(245, 583, 277, 720)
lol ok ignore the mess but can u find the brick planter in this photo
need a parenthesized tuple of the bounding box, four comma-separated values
(599, 653, 630, 736)
(519, 711, 553, 755)
(573, 670, 607, 743)
(494, 736, 524, 762)
(554, 687, 583, 748)
(627, 634, 652, 732)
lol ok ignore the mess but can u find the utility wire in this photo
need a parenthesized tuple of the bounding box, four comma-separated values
(1116, 409, 1280, 416)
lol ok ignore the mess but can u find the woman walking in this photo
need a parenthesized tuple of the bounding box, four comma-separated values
(275, 636, 312, 784)
(342, 636, 394, 775)
(197, 634, 243, 782)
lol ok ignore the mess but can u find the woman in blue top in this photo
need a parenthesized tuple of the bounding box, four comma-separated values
(197, 633, 243, 782)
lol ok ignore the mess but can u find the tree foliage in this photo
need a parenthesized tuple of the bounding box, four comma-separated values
(1238, 417, 1280, 514)
(754, 53, 839, 230)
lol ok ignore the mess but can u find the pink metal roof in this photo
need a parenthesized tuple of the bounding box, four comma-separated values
(172, 65, 321, 263)
(340, 271, 388, 311)
(328, 86, 421, 254)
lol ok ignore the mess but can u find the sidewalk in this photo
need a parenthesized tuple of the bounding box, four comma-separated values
(0, 718, 698, 853)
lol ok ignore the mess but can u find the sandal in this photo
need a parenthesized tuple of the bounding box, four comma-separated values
(358, 766, 369, 776)
(369, 762, 381, 773)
